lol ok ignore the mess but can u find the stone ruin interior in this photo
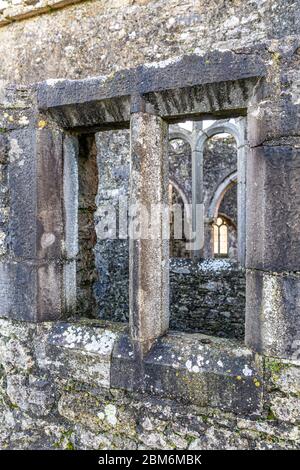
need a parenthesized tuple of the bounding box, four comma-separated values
(0, 0, 299, 452)
(83, 118, 246, 341)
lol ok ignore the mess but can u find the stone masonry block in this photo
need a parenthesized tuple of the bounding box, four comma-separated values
(36, 322, 118, 388)
(8, 126, 64, 260)
(0, 260, 63, 322)
(129, 112, 169, 352)
(246, 270, 300, 359)
(111, 331, 263, 414)
(248, 99, 300, 147)
(246, 144, 300, 272)
(0, 133, 8, 164)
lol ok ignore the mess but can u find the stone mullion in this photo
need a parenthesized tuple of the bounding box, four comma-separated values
(129, 110, 169, 355)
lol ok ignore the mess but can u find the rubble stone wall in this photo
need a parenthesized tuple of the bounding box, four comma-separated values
(0, 318, 299, 450)
(0, 0, 300, 451)
(170, 259, 245, 340)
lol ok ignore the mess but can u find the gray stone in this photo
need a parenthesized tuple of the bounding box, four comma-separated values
(112, 328, 263, 414)
(6, 374, 55, 416)
(38, 322, 118, 388)
(248, 99, 300, 147)
(37, 48, 266, 122)
(271, 396, 300, 424)
(0, 133, 8, 164)
(246, 143, 300, 272)
(170, 259, 245, 340)
(246, 270, 300, 359)
(129, 111, 169, 354)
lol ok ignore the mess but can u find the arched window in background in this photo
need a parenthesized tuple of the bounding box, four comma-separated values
(213, 216, 228, 257)
(169, 183, 190, 258)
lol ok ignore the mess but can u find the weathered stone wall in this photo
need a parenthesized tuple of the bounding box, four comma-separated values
(0, 0, 300, 452)
(170, 259, 245, 340)
(0, 132, 9, 258)
(0, 318, 299, 450)
(169, 137, 192, 203)
(0, 0, 299, 84)
(203, 135, 237, 217)
(93, 130, 130, 322)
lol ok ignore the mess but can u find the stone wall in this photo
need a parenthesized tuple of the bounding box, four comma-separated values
(170, 259, 245, 340)
(0, 0, 299, 84)
(169, 137, 192, 203)
(0, 318, 299, 450)
(0, 132, 9, 258)
(94, 130, 130, 323)
(0, 0, 300, 452)
(203, 135, 237, 217)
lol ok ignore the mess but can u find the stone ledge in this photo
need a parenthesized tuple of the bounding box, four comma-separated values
(111, 331, 263, 415)
(36, 321, 126, 388)
(28, 319, 264, 415)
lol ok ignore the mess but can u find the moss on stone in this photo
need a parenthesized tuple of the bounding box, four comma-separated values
(265, 359, 289, 383)
(53, 430, 75, 450)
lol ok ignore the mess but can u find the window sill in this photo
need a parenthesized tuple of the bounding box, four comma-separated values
(41, 320, 263, 416)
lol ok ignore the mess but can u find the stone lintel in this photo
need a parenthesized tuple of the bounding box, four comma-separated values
(36, 49, 266, 128)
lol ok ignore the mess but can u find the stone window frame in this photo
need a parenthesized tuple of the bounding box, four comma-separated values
(196, 121, 246, 265)
(2, 46, 299, 377)
(208, 170, 238, 221)
(169, 120, 245, 263)
(212, 215, 229, 258)
(0, 50, 265, 340)
(42, 54, 254, 355)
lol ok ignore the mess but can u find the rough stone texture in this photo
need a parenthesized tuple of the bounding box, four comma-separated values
(0, 133, 9, 257)
(0, 0, 300, 451)
(246, 143, 300, 273)
(0, 0, 297, 85)
(170, 259, 245, 340)
(246, 270, 300, 359)
(0, 84, 67, 323)
(0, 318, 299, 450)
(94, 130, 130, 323)
(76, 135, 98, 318)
